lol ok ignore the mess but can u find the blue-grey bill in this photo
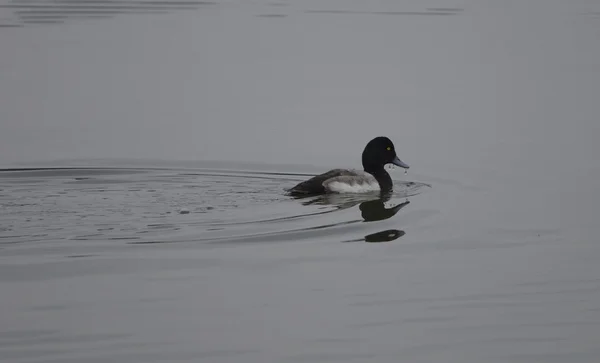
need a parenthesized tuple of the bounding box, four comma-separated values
(392, 156, 410, 169)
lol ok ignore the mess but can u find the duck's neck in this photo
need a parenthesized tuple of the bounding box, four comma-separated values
(364, 165, 393, 191)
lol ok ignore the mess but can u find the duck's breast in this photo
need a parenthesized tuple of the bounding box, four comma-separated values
(322, 171, 380, 193)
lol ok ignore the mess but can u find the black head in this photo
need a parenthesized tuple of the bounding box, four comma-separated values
(361, 136, 410, 173)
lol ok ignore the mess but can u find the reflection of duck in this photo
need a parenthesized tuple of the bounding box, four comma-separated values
(294, 193, 377, 210)
(292, 191, 411, 243)
(359, 198, 410, 222)
(288, 137, 409, 196)
(295, 192, 410, 222)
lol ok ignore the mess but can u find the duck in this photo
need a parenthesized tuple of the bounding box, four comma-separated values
(288, 136, 409, 196)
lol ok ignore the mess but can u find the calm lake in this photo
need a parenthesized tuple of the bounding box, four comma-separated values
(1, 0, 600, 362)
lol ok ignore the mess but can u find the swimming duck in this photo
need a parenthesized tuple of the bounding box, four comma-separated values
(288, 136, 409, 196)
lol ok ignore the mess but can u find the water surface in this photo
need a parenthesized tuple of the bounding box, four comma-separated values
(2, 0, 600, 362)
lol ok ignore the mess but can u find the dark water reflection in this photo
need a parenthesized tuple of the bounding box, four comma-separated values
(360, 198, 410, 222)
(0, 0, 214, 27)
(363, 229, 405, 243)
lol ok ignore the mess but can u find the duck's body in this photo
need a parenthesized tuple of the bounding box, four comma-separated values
(290, 169, 380, 195)
(288, 137, 409, 196)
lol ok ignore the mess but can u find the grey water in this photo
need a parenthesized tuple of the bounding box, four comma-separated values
(2, 0, 600, 362)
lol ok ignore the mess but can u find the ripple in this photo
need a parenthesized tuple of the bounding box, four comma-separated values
(0, 166, 431, 254)
(0, 0, 216, 28)
(305, 9, 462, 16)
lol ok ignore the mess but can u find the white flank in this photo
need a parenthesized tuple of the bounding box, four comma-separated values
(326, 181, 381, 193)
(323, 171, 381, 193)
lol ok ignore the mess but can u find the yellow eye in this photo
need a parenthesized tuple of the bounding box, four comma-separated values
(386, 147, 391, 151)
